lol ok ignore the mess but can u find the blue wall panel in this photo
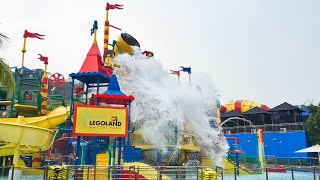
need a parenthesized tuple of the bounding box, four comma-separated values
(225, 132, 308, 158)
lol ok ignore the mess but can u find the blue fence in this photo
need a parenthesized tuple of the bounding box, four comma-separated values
(225, 132, 309, 158)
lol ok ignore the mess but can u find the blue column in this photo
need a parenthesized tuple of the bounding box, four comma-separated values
(113, 137, 117, 166)
(85, 143, 90, 165)
(174, 124, 178, 164)
(92, 76, 100, 165)
(157, 149, 161, 164)
(74, 136, 81, 179)
(117, 137, 122, 165)
(235, 153, 240, 176)
(117, 137, 122, 179)
(66, 78, 75, 164)
(127, 101, 132, 146)
(75, 136, 81, 165)
(85, 83, 89, 104)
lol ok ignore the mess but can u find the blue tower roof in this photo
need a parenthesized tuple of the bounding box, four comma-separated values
(103, 75, 124, 96)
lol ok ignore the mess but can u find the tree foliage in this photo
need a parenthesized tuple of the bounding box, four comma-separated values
(304, 103, 320, 145)
(0, 32, 15, 95)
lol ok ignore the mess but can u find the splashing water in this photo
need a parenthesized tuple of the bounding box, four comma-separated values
(114, 48, 229, 166)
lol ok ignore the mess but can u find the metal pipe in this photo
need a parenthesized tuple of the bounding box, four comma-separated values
(66, 78, 75, 164)
(127, 101, 132, 146)
(92, 76, 100, 165)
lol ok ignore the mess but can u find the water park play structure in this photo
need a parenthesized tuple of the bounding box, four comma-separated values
(0, 2, 272, 180)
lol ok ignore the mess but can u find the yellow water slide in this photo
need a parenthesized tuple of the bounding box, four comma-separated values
(0, 106, 69, 162)
(221, 100, 270, 113)
(124, 162, 171, 180)
(202, 155, 249, 175)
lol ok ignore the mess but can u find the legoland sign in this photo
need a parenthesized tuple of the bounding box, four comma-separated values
(73, 105, 128, 137)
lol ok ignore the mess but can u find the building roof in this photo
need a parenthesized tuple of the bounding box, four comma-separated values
(78, 43, 113, 77)
(269, 102, 304, 112)
(243, 107, 271, 115)
(220, 110, 243, 118)
(69, 72, 110, 84)
(103, 75, 124, 96)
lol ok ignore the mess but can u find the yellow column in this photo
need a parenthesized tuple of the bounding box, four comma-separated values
(21, 37, 27, 68)
(216, 108, 221, 124)
(40, 64, 48, 115)
(2, 157, 6, 167)
(13, 116, 23, 168)
(257, 129, 265, 173)
(104, 10, 109, 53)
(93, 29, 98, 44)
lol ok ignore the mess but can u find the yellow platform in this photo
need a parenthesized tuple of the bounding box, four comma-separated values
(96, 153, 109, 166)
(124, 162, 171, 180)
(82, 153, 111, 180)
(134, 145, 156, 150)
(202, 156, 249, 175)
(0, 100, 11, 106)
(13, 104, 37, 111)
(180, 144, 201, 152)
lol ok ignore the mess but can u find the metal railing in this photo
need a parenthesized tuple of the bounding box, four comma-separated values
(0, 165, 221, 180)
(223, 123, 305, 134)
(1, 164, 320, 180)
(266, 156, 320, 167)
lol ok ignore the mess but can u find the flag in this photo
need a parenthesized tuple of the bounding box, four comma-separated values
(91, 20, 98, 35)
(143, 50, 154, 57)
(170, 70, 180, 76)
(180, 66, 191, 74)
(23, 30, 45, 39)
(106, 3, 123, 10)
(38, 54, 48, 64)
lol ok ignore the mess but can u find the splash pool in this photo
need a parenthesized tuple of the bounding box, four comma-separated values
(0, 170, 319, 180)
(222, 171, 320, 180)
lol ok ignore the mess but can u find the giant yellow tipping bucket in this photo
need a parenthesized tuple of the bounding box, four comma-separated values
(114, 33, 140, 56)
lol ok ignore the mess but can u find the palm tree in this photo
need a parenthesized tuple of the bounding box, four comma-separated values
(0, 32, 15, 95)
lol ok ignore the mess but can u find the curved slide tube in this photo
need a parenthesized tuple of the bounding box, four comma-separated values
(220, 100, 269, 113)
(0, 106, 69, 159)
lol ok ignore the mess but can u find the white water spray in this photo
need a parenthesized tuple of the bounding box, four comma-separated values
(114, 48, 229, 166)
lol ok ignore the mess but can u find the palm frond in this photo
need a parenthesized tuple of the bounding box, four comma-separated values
(0, 58, 15, 95)
(0, 32, 8, 48)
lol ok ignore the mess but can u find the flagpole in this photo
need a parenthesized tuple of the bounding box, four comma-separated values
(104, 7, 110, 57)
(216, 98, 221, 124)
(40, 63, 48, 115)
(21, 37, 27, 68)
(188, 73, 191, 86)
(93, 21, 98, 45)
(178, 76, 180, 86)
(39, 55, 48, 116)
(93, 29, 98, 45)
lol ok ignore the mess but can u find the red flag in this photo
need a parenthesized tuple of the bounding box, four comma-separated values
(38, 54, 48, 64)
(170, 70, 180, 76)
(106, 3, 123, 10)
(23, 30, 45, 39)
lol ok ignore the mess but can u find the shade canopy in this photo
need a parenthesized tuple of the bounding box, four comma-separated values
(295, 144, 320, 153)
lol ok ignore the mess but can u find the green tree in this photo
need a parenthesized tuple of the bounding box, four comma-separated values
(0, 32, 15, 95)
(304, 103, 320, 145)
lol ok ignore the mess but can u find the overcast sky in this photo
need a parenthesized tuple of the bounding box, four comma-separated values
(1, 0, 320, 107)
